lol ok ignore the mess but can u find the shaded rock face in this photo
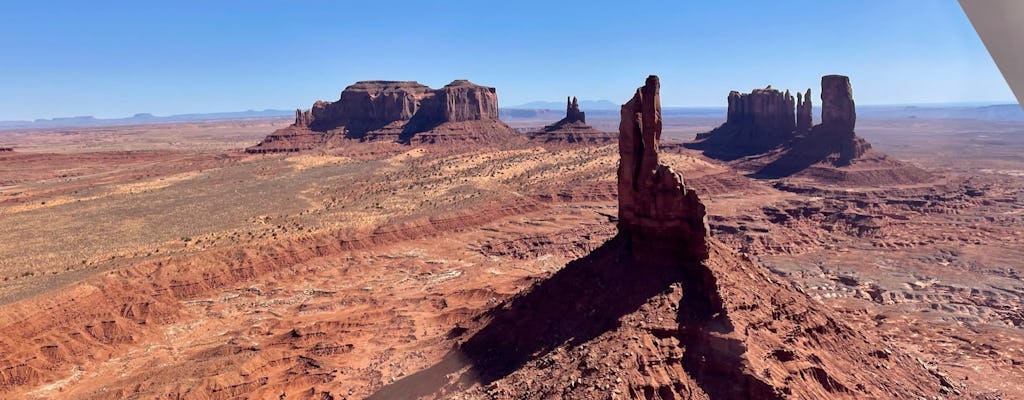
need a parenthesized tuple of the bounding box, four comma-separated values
(725, 87, 796, 134)
(690, 86, 800, 159)
(433, 79, 500, 122)
(565, 96, 585, 123)
(294, 109, 313, 127)
(820, 75, 856, 133)
(309, 81, 433, 132)
(796, 89, 812, 133)
(246, 80, 514, 152)
(617, 75, 709, 262)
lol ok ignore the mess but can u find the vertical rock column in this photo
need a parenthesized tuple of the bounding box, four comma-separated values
(820, 75, 856, 132)
(618, 75, 709, 263)
(796, 89, 812, 132)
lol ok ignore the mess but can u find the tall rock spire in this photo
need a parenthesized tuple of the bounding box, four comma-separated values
(796, 88, 813, 132)
(617, 75, 709, 263)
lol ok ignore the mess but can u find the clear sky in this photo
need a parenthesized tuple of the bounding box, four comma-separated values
(0, 1, 1015, 120)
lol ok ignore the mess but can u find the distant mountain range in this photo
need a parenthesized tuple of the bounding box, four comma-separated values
(507, 99, 620, 110)
(2, 103, 1021, 132)
(0, 109, 293, 131)
(501, 101, 1024, 121)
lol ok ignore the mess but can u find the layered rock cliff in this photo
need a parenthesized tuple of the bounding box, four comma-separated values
(246, 80, 515, 153)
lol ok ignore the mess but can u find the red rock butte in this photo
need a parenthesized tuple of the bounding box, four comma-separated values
(688, 74, 931, 185)
(246, 80, 516, 153)
(527, 96, 616, 144)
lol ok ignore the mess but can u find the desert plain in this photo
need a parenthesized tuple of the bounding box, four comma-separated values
(0, 84, 1023, 399)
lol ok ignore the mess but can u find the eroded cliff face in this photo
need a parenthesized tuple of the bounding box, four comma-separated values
(565, 96, 586, 124)
(691, 86, 800, 158)
(617, 75, 709, 263)
(246, 80, 515, 152)
(725, 87, 796, 135)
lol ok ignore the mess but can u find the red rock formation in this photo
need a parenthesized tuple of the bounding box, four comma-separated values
(725, 86, 796, 133)
(820, 74, 856, 133)
(246, 80, 515, 153)
(617, 75, 709, 262)
(565, 96, 585, 123)
(690, 86, 798, 158)
(689, 75, 927, 184)
(294, 109, 313, 127)
(796, 88, 812, 132)
(432, 79, 501, 122)
(528, 95, 615, 144)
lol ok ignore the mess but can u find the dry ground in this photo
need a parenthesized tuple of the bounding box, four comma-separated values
(0, 117, 1021, 398)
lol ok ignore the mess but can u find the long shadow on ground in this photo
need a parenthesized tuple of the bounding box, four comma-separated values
(367, 234, 773, 399)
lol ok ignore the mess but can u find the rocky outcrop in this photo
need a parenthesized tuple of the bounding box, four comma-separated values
(617, 75, 709, 262)
(246, 80, 515, 153)
(0, 148, 12, 153)
(796, 89, 812, 132)
(565, 96, 585, 123)
(294, 109, 313, 127)
(527, 96, 615, 144)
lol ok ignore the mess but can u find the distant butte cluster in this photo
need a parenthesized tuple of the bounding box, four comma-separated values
(691, 74, 867, 161)
(689, 74, 929, 184)
(527, 96, 616, 144)
(246, 80, 516, 153)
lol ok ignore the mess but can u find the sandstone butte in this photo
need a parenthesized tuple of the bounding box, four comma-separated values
(688, 75, 931, 184)
(366, 76, 959, 399)
(527, 96, 616, 144)
(246, 80, 517, 153)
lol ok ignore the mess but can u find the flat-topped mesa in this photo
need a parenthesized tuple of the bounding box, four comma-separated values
(725, 86, 796, 134)
(308, 80, 435, 133)
(246, 79, 515, 152)
(689, 85, 798, 158)
(796, 89, 812, 132)
(617, 75, 709, 263)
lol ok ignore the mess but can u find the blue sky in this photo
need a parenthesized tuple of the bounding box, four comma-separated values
(0, 1, 1014, 120)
